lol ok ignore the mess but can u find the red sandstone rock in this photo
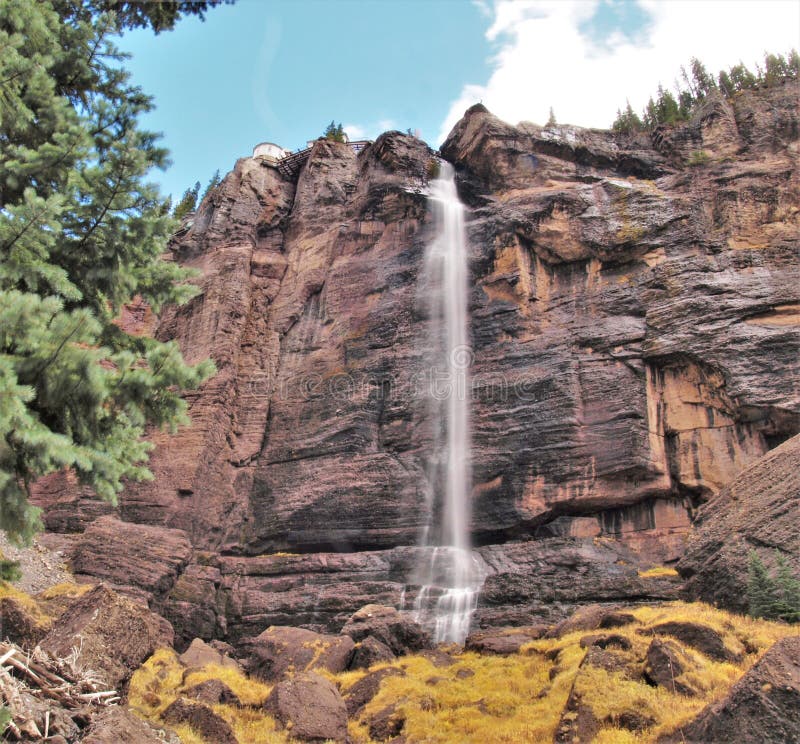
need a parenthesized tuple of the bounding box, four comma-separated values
(32, 82, 799, 642)
(40, 585, 173, 688)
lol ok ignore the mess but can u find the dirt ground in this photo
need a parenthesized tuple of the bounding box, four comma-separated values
(0, 531, 77, 593)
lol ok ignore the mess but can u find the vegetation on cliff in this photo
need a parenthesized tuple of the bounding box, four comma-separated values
(0, 0, 221, 542)
(612, 50, 799, 132)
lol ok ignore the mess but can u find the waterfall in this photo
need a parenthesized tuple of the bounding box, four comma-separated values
(410, 161, 484, 645)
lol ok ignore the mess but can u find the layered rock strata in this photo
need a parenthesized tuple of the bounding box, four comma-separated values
(34, 82, 800, 643)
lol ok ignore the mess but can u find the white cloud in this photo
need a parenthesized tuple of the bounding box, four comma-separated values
(438, 0, 800, 144)
(343, 119, 399, 142)
(343, 123, 367, 140)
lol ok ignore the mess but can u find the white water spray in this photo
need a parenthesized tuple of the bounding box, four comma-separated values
(411, 161, 484, 645)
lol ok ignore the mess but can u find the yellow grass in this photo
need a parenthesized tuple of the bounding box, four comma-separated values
(637, 566, 679, 578)
(122, 600, 799, 744)
(0, 581, 52, 626)
(36, 582, 93, 600)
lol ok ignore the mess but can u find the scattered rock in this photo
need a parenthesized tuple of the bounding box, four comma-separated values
(579, 633, 632, 651)
(82, 706, 180, 743)
(369, 703, 406, 741)
(613, 710, 656, 733)
(465, 627, 544, 655)
(344, 667, 405, 716)
(547, 604, 627, 638)
(341, 605, 431, 655)
(598, 612, 636, 630)
(163, 698, 238, 744)
(179, 637, 241, 672)
(39, 585, 173, 688)
(184, 678, 241, 706)
(264, 672, 348, 742)
(643, 638, 695, 696)
(349, 635, 396, 670)
(246, 625, 354, 681)
(649, 621, 740, 662)
(658, 636, 800, 743)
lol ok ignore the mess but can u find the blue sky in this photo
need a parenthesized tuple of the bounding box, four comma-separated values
(119, 0, 800, 200)
(120, 0, 492, 199)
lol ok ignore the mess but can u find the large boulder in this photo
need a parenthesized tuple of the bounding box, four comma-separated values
(179, 637, 241, 672)
(348, 635, 396, 670)
(39, 585, 173, 688)
(245, 625, 355, 681)
(643, 638, 696, 696)
(69, 516, 192, 604)
(678, 434, 800, 613)
(264, 672, 348, 742)
(341, 604, 431, 655)
(649, 621, 740, 662)
(659, 636, 800, 743)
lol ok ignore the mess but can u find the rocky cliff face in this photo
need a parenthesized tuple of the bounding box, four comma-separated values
(34, 82, 799, 645)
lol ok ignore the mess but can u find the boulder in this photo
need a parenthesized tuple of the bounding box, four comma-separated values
(39, 585, 173, 688)
(465, 627, 545, 655)
(245, 625, 354, 681)
(264, 672, 348, 742)
(69, 516, 192, 604)
(643, 638, 696, 696)
(163, 698, 238, 744)
(349, 635, 396, 670)
(344, 667, 405, 716)
(658, 636, 800, 743)
(82, 707, 179, 744)
(649, 621, 739, 662)
(184, 678, 241, 706)
(179, 637, 242, 672)
(546, 604, 628, 638)
(341, 604, 431, 655)
(368, 703, 406, 742)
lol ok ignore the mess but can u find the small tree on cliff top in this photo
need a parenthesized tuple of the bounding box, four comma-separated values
(324, 121, 346, 143)
(0, 0, 219, 543)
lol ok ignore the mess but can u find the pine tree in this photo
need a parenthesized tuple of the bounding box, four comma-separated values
(774, 553, 800, 623)
(201, 169, 222, 203)
(546, 107, 557, 127)
(174, 181, 201, 219)
(747, 551, 779, 619)
(0, 0, 217, 543)
(323, 121, 346, 143)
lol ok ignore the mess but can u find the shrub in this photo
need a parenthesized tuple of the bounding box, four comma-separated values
(747, 550, 800, 623)
(687, 150, 711, 167)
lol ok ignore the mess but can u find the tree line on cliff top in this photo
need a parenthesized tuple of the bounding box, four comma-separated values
(612, 50, 800, 133)
(0, 1, 234, 544)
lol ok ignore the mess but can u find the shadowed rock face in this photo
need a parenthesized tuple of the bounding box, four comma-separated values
(677, 433, 800, 612)
(34, 83, 800, 642)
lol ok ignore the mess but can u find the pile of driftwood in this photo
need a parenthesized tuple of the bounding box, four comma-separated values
(0, 640, 117, 740)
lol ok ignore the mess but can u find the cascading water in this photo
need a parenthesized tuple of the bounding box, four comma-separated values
(409, 161, 485, 645)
